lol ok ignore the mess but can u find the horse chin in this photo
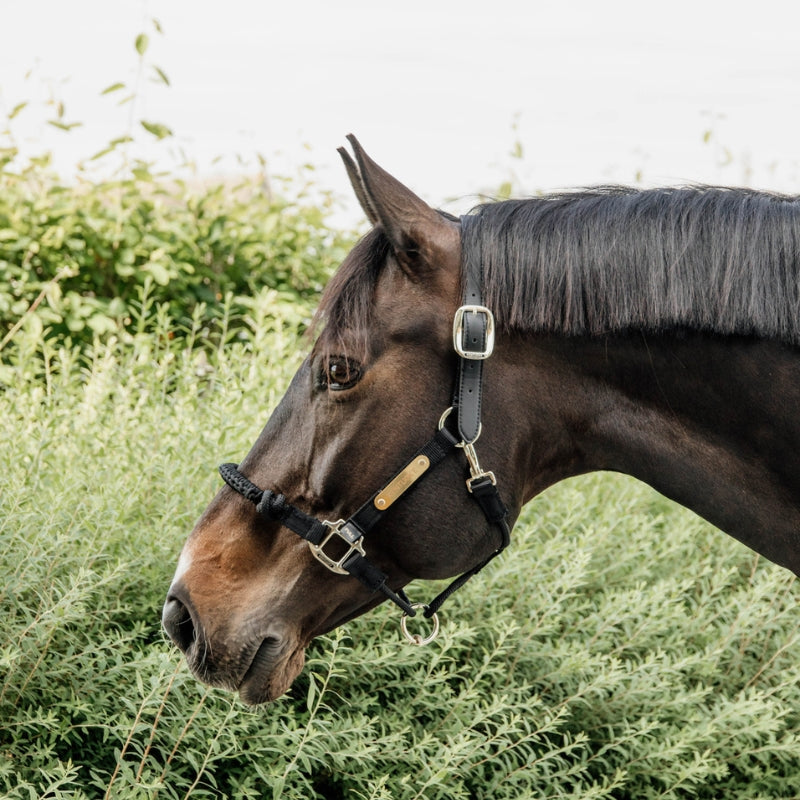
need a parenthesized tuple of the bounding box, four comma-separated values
(237, 637, 306, 706)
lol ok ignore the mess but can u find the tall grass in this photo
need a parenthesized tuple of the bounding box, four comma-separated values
(1, 296, 800, 799)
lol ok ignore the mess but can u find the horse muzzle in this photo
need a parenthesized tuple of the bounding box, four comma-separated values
(162, 583, 306, 704)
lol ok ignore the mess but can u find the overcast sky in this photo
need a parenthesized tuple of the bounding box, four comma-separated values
(3, 0, 800, 223)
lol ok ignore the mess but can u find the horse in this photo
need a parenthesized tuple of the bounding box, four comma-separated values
(162, 135, 800, 705)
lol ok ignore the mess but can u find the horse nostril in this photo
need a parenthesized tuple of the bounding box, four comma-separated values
(162, 595, 196, 653)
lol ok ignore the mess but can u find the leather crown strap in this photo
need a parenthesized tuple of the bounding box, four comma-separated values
(219, 217, 510, 623)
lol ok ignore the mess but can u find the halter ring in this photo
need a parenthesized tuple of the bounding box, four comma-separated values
(400, 603, 440, 645)
(438, 406, 482, 444)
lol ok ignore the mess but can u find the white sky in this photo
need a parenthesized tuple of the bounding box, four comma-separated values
(2, 0, 800, 224)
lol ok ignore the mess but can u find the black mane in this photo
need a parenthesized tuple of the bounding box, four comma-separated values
(317, 186, 800, 350)
(462, 186, 800, 343)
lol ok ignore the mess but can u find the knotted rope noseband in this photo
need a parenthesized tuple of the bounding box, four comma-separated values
(219, 216, 511, 644)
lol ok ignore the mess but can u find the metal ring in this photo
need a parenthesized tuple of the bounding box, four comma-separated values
(438, 406, 454, 431)
(437, 406, 481, 445)
(400, 603, 440, 646)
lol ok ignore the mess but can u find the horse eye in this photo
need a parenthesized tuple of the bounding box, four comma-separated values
(325, 357, 361, 391)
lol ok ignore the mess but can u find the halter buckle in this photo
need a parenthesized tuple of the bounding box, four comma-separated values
(308, 520, 366, 575)
(453, 305, 495, 360)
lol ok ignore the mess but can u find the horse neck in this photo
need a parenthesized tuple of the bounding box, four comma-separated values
(499, 333, 800, 575)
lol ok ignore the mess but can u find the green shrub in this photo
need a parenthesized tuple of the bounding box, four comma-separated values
(0, 163, 352, 357)
(2, 54, 799, 793)
(1, 307, 799, 799)
(0, 20, 354, 361)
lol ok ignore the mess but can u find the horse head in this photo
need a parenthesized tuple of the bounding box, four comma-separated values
(162, 137, 523, 704)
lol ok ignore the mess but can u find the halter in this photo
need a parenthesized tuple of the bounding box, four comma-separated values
(219, 217, 511, 644)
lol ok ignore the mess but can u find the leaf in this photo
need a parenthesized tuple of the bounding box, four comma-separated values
(0, 147, 19, 168)
(271, 777, 285, 799)
(47, 120, 83, 132)
(100, 82, 126, 96)
(87, 313, 117, 335)
(135, 33, 149, 55)
(140, 120, 172, 140)
(89, 135, 133, 161)
(152, 66, 170, 86)
(9, 102, 27, 120)
(306, 673, 317, 713)
(145, 261, 171, 286)
(89, 145, 116, 161)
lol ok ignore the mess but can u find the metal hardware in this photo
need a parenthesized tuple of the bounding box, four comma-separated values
(453, 305, 495, 360)
(462, 441, 497, 492)
(400, 603, 440, 645)
(374, 455, 430, 510)
(438, 405, 482, 443)
(438, 406, 494, 490)
(308, 519, 365, 575)
(438, 405, 454, 431)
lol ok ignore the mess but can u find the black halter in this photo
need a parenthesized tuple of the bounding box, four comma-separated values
(219, 217, 511, 640)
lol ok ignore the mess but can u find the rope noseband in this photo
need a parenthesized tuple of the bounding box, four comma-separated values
(219, 217, 511, 643)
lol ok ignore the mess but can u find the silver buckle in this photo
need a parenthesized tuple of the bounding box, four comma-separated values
(308, 520, 365, 575)
(453, 305, 495, 360)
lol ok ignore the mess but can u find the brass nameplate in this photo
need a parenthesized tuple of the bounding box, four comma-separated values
(374, 455, 431, 510)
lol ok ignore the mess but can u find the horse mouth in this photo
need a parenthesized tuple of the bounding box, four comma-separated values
(238, 636, 306, 705)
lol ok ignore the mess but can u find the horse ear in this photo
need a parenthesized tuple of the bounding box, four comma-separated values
(338, 144, 380, 226)
(338, 134, 457, 276)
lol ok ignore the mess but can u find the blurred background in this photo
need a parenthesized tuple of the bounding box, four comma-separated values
(3, 0, 800, 223)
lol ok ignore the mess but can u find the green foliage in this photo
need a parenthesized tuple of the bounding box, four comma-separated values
(0, 163, 351, 358)
(0, 17, 352, 361)
(1, 302, 799, 799)
(2, 34, 799, 793)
